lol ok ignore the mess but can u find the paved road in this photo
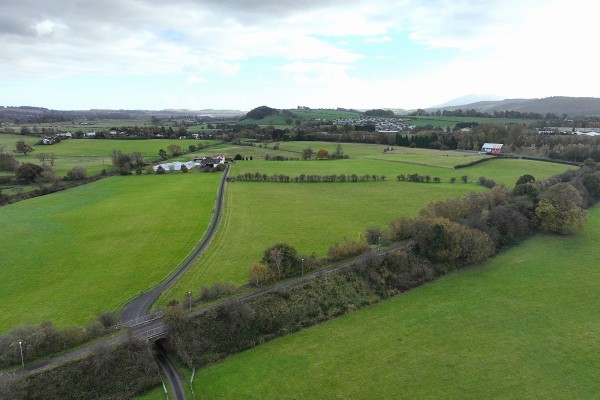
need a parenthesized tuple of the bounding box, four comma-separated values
(155, 342, 187, 400)
(120, 164, 230, 324)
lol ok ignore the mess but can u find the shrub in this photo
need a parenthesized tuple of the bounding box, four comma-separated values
(365, 227, 384, 245)
(199, 281, 238, 301)
(64, 166, 87, 181)
(388, 217, 414, 241)
(478, 176, 497, 188)
(328, 238, 369, 261)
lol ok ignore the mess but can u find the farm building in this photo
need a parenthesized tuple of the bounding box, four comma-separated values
(153, 161, 195, 172)
(194, 154, 226, 168)
(480, 143, 503, 154)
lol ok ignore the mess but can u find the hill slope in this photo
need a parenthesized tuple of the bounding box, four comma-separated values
(433, 96, 600, 116)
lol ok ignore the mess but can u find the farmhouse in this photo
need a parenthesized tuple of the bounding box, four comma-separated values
(480, 143, 503, 154)
(194, 154, 226, 168)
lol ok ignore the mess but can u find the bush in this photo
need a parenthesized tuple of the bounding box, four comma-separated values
(328, 238, 369, 261)
(478, 176, 497, 188)
(365, 227, 384, 245)
(199, 281, 238, 301)
(387, 217, 414, 241)
(64, 166, 87, 181)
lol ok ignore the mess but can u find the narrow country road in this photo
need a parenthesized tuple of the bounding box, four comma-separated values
(120, 164, 229, 324)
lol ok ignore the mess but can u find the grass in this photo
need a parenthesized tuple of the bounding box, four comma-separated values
(406, 115, 535, 128)
(160, 180, 486, 303)
(0, 172, 221, 333)
(187, 206, 600, 399)
(161, 147, 572, 304)
(0, 133, 219, 176)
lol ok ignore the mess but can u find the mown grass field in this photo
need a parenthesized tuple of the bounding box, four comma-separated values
(161, 148, 572, 303)
(0, 173, 221, 333)
(186, 205, 600, 399)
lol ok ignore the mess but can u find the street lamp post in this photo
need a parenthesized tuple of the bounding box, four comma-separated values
(188, 291, 192, 312)
(301, 258, 304, 276)
(19, 341, 24, 368)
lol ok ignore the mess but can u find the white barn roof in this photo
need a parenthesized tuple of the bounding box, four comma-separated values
(481, 143, 503, 149)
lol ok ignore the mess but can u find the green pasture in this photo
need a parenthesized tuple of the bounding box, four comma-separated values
(0, 133, 217, 176)
(160, 180, 486, 303)
(289, 108, 362, 120)
(466, 158, 575, 186)
(162, 152, 572, 303)
(0, 173, 221, 333)
(407, 115, 535, 128)
(188, 206, 600, 399)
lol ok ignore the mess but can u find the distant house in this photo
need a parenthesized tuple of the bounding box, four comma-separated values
(194, 154, 226, 168)
(85, 131, 96, 137)
(480, 143, 503, 154)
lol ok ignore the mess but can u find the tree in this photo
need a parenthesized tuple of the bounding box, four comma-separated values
(158, 149, 168, 160)
(181, 164, 189, 173)
(14, 140, 34, 156)
(249, 263, 271, 286)
(302, 147, 314, 160)
(535, 182, 586, 234)
(316, 149, 329, 159)
(156, 166, 165, 174)
(261, 243, 300, 279)
(0, 153, 19, 172)
(334, 143, 344, 158)
(234, 154, 243, 161)
(461, 175, 468, 183)
(15, 162, 44, 183)
(516, 174, 535, 186)
(167, 144, 183, 157)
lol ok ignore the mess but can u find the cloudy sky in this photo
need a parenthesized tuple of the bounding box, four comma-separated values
(0, 0, 598, 111)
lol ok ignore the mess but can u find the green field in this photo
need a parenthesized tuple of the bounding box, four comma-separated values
(0, 173, 221, 333)
(161, 147, 572, 303)
(407, 115, 535, 128)
(0, 133, 218, 177)
(187, 205, 600, 399)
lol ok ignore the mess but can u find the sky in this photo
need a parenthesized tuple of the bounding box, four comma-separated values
(1, 0, 598, 111)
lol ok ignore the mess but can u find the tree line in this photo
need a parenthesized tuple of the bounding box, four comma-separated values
(233, 172, 386, 183)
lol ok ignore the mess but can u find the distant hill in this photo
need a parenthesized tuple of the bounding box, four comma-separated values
(430, 96, 600, 116)
(432, 94, 504, 108)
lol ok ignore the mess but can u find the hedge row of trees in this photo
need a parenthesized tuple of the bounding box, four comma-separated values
(0, 337, 159, 400)
(0, 312, 118, 369)
(233, 172, 386, 183)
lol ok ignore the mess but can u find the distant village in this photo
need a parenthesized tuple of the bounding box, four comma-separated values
(332, 117, 415, 133)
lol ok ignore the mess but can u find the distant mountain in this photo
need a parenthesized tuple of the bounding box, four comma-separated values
(430, 96, 600, 116)
(432, 94, 504, 109)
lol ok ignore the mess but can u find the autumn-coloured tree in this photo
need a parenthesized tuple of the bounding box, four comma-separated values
(316, 149, 329, 159)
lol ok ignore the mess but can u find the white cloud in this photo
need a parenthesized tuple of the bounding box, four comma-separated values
(186, 75, 207, 85)
(365, 36, 392, 43)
